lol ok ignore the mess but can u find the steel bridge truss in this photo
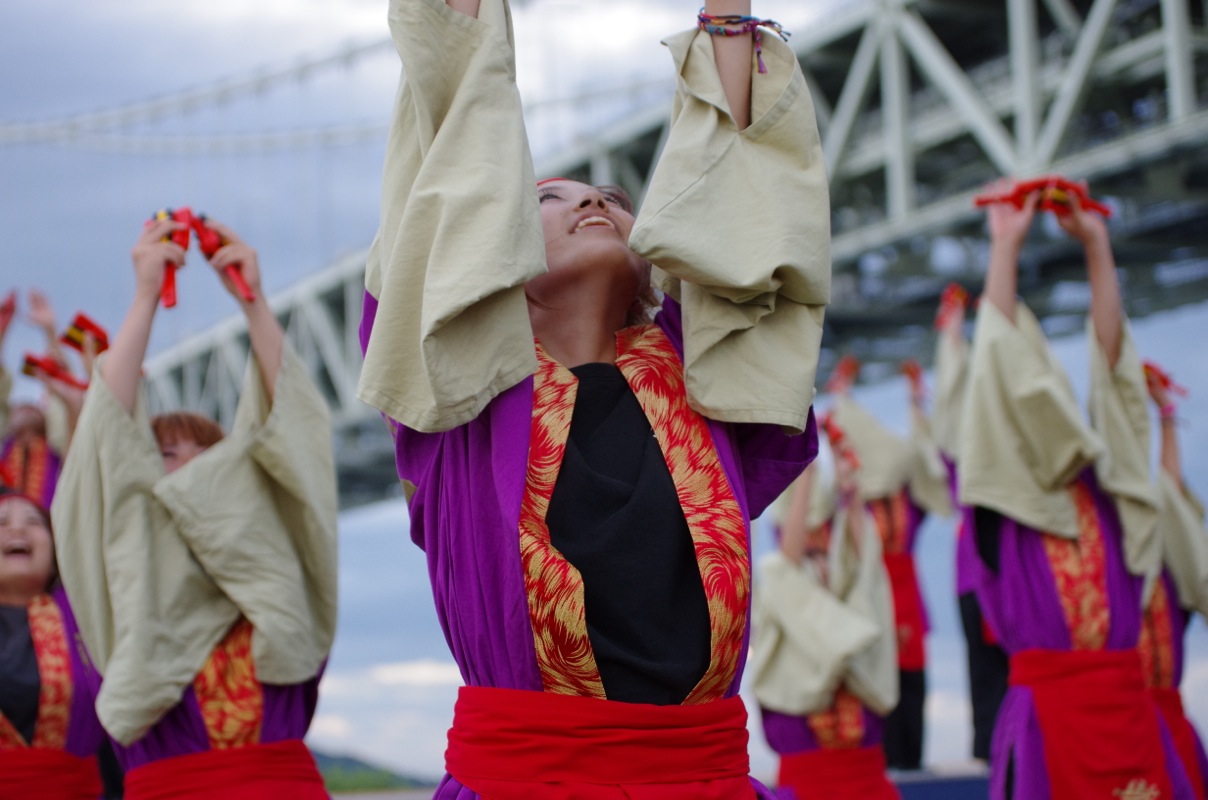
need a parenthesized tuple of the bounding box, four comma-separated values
(144, 0, 1208, 505)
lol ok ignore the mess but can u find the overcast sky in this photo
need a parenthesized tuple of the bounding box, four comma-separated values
(2, 0, 1206, 785)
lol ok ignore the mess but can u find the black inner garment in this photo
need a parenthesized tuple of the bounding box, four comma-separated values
(545, 362, 712, 705)
(0, 604, 40, 743)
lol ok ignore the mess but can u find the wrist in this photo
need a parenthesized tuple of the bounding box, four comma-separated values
(134, 285, 162, 307)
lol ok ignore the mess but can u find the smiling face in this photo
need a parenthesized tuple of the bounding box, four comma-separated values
(531, 180, 648, 304)
(0, 495, 54, 602)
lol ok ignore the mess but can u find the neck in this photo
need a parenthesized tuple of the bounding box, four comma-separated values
(0, 584, 41, 607)
(527, 276, 632, 368)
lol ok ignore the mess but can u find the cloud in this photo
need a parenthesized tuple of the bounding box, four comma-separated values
(310, 713, 354, 739)
(370, 660, 464, 687)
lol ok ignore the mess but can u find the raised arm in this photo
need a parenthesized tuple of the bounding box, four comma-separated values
(702, 0, 754, 130)
(26, 289, 66, 369)
(779, 462, 817, 565)
(1146, 372, 1184, 495)
(1058, 191, 1122, 368)
(200, 220, 284, 400)
(103, 219, 185, 414)
(445, 0, 479, 17)
(982, 178, 1041, 322)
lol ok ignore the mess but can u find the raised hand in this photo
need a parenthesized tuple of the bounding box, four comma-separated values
(983, 177, 1041, 252)
(198, 219, 263, 305)
(26, 289, 57, 338)
(1055, 183, 1110, 248)
(131, 219, 187, 301)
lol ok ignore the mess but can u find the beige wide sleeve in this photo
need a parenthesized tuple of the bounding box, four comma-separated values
(907, 406, 953, 518)
(44, 395, 70, 456)
(52, 343, 338, 746)
(1086, 321, 1160, 579)
(153, 344, 339, 686)
(357, 0, 545, 432)
(828, 509, 898, 715)
(932, 328, 969, 460)
(630, 31, 830, 433)
(830, 395, 913, 502)
(52, 365, 238, 746)
(1156, 474, 1208, 616)
(957, 301, 1102, 538)
(766, 461, 835, 533)
(749, 549, 880, 716)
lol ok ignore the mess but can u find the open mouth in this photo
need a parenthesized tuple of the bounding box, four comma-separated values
(573, 216, 617, 233)
(1, 541, 32, 557)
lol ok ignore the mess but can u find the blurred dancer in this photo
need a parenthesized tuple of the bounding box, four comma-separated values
(0, 290, 72, 508)
(52, 218, 338, 800)
(826, 356, 950, 770)
(932, 285, 1008, 762)
(1138, 362, 1208, 800)
(0, 486, 108, 800)
(753, 422, 900, 800)
(960, 178, 1191, 799)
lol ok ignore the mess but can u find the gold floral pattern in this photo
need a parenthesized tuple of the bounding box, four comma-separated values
(0, 594, 72, 750)
(518, 346, 603, 698)
(1042, 481, 1110, 652)
(193, 618, 263, 749)
(1113, 779, 1162, 800)
(1137, 580, 1175, 690)
(518, 326, 750, 704)
(807, 688, 866, 749)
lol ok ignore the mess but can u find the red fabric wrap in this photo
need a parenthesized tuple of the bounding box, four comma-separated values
(883, 552, 927, 670)
(0, 747, 102, 800)
(1010, 649, 1173, 800)
(1151, 687, 1208, 800)
(777, 745, 901, 800)
(124, 739, 326, 800)
(445, 686, 757, 799)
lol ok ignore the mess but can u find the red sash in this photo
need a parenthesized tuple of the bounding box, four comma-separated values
(124, 739, 326, 800)
(883, 552, 926, 670)
(1010, 649, 1173, 799)
(0, 747, 102, 800)
(1151, 688, 1208, 800)
(777, 746, 901, 800)
(445, 686, 757, 799)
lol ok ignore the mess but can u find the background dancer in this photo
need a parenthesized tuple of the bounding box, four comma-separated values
(52, 218, 339, 800)
(960, 178, 1192, 799)
(824, 355, 950, 770)
(0, 486, 108, 800)
(932, 285, 1009, 763)
(0, 290, 73, 509)
(356, 0, 829, 796)
(753, 429, 900, 800)
(1139, 361, 1208, 799)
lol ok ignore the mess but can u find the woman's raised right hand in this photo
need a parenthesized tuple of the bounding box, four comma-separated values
(130, 219, 186, 300)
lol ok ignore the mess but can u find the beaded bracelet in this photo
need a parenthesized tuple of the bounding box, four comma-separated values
(697, 9, 790, 74)
(1159, 403, 1177, 421)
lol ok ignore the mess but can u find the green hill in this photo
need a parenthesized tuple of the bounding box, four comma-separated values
(313, 748, 435, 793)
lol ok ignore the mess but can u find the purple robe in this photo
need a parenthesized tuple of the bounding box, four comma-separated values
(362, 295, 816, 799)
(1153, 570, 1208, 796)
(970, 470, 1195, 800)
(52, 587, 107, 760)
(761, 706, 885, 755)
(74, 634, 321, 773)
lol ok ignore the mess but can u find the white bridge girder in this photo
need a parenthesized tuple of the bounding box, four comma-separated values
(144, 0, 1208, 506)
